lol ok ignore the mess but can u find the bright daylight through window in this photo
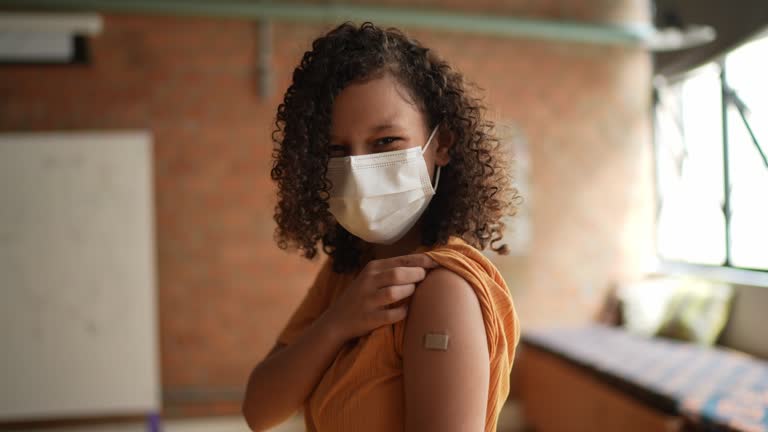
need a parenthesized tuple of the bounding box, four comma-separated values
(654, 31, 768, 271)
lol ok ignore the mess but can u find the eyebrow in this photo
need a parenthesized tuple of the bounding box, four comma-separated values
(330, 121, 402, 141)
(370, 122, 399, 132)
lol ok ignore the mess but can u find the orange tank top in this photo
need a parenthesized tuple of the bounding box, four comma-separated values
(276, 235, 521, 431)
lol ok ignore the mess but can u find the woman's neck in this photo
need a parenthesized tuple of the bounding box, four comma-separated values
(369, 222, 424, 261)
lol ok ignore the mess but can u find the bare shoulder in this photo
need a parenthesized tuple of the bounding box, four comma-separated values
(404, 267, 487, 351)
(402, 267, 489, 431)
(412, 267, 480, 313)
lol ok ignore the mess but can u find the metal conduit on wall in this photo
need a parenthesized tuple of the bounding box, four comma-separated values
(0, 0, 657, 47)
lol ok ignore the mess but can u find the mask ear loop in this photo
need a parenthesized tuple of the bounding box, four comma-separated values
(422, 125, 440, 154)
(421, 125, 441, 192)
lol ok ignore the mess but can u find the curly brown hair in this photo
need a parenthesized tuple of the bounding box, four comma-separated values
(270, 21, 520, 273)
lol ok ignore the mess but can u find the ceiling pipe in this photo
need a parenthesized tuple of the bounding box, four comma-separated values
(0, 0, 716, 50)
(1, 0, 666, 47)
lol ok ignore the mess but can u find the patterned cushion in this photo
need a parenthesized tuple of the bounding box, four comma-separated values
(522, 325, 768, 431)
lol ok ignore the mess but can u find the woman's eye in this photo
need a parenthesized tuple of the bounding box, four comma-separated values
(375, 137, 401, 147)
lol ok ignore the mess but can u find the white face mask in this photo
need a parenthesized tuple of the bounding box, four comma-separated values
(326, 125, 441, 245)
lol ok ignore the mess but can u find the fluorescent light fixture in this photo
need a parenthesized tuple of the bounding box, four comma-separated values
(0, 12, 102, 35)
(645, 24, 717, 51)
(0, 32, 73, 61)
(0, 12, 101, 63)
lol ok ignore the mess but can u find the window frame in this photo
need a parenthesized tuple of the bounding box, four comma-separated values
(651, 33, 768, 284)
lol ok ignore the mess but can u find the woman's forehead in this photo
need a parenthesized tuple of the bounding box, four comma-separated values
(330, 75, 423, 139)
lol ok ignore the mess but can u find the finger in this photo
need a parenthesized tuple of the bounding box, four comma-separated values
(373, 267, 427, 287)
(377, 305, 409, 324)
(368, 253, 438, 272)
(374, 283, 416, 307)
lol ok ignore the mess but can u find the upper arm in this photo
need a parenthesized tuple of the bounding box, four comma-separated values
(265, 342, 286, 361)
(402, 268, 489, 432)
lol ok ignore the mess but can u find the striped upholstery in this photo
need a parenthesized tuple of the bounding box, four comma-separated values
(522, 325, 768, 431)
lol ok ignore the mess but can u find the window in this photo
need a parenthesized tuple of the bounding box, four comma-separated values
(654, 31, 768, 272)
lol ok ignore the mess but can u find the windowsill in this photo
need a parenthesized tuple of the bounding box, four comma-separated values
(651, 258, 768, 288)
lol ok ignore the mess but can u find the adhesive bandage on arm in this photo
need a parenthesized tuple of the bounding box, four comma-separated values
(423, 332, 450, 351)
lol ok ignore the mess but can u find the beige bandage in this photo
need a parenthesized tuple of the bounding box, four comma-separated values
(423, 332, 450, 351)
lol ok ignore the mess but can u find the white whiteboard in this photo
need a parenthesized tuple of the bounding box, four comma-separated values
(0, 131, 160, 421)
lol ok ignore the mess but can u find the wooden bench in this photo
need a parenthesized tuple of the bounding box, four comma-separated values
(517, 325, 768, 431)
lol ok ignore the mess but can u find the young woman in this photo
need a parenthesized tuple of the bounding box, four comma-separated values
(243, 21, 521, 432)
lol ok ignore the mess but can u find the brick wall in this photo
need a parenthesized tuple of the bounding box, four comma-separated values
(0, 1, 654, 418)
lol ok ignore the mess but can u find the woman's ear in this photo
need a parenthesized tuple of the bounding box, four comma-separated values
(435, 126, 453, 166)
